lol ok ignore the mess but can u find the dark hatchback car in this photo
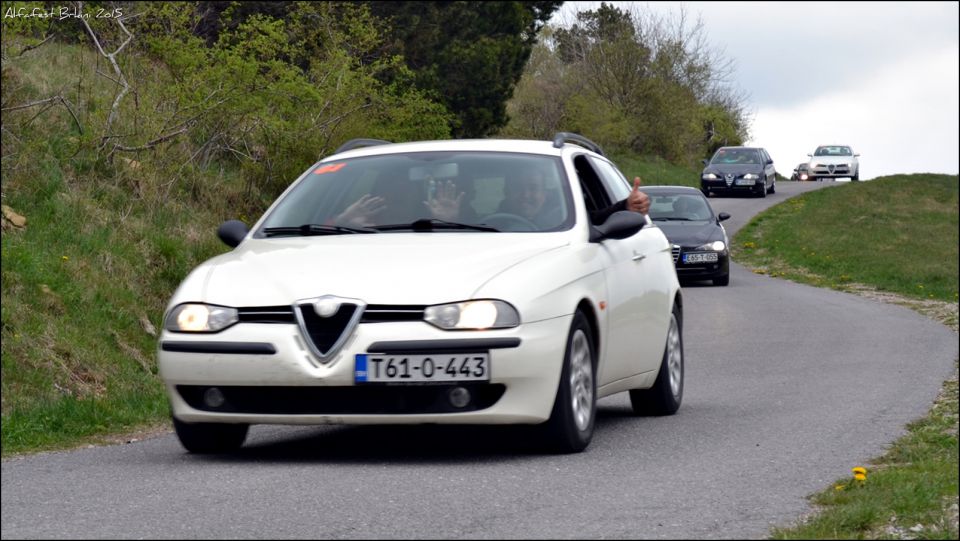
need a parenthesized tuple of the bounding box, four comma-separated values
(700, 146, 776, 197)
(645, 186, 731, 286)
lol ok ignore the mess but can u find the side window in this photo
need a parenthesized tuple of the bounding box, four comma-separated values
(589, 156, 631, 202)
(572, 155, 613, 213)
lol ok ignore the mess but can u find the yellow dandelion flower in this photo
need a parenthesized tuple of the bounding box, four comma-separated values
(61, 256, 69, 261)
(852, 466, 867, 481)
(834, 484, 845, 491)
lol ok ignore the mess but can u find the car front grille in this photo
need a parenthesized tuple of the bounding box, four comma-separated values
(295, 301, 359, 357)
(176, 384, 507, 414)
(237, 303, 427, 363)
(812, 164, 850, 174)
(237, 305, 424, 324)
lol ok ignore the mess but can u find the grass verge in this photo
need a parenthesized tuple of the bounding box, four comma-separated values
(732, 174, 959, 539)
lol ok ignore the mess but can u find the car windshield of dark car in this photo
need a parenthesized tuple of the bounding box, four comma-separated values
(256, 152, 574, 235)
(648, 194, 713, 222)
(710, 149, 760, 165)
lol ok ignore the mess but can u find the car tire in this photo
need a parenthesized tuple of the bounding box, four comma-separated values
(630, 304, 683, 416)
(172, 417, 249, 454)
(852, 171, 859, 181)
(768, 181, 776, 194)
(713, 273, 729, 286)
(544, 310, 596, 453)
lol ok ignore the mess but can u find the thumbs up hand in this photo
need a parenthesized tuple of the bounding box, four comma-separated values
(626, 176, 650, 214)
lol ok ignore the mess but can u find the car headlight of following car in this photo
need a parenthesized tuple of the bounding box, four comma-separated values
(164, 303, 239, 333)
(742, 173, 760, 180)
(424, 300, 520, 330)
(695, 241, 726, 252)
(702, 173, 718, 180)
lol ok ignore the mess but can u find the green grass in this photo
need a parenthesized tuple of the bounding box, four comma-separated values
(734, 175, 959, 303)
(733, 174, 959, 539)
(1, 39, 244, 456)
(609, 152, 701, 188)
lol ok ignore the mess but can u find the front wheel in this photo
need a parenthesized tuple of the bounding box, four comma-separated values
(713, 273, 729, 286)
(630, 305, 683, 415)
(768, 181, 776, 194)
(173, 417, 249, 454)
(543, 311, 596, 453)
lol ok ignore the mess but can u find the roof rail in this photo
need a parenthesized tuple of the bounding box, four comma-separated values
(334, 138, 392, 154)
(552, 132, 604, 156)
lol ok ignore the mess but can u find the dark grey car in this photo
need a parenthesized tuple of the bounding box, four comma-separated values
(700, 146, 776, 197)
(644, 186, 731, 286)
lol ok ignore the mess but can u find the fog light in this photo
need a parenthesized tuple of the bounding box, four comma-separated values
(448, 386, 471, 408)
(203, 387, 225, 408)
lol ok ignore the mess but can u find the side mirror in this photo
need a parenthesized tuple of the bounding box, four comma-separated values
(701, 158, 709, 166)
(217, 220, 249, 248)
(766, 159, 774, 165)
(807, 153, 812, 157)
(718, 212, 731, 222)
(589, 211, 645, 242)
(854, 153, 860, 157)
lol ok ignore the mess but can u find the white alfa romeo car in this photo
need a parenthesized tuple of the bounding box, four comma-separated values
(158, 133, 683, 454)
(807, 145, 860, 181)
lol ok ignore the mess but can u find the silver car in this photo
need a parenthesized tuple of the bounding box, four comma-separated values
(807, 145, 860, 181)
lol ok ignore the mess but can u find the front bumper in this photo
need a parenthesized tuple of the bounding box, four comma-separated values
(809, 164, 854, 178)
(701, 178, 764, 194)
(158, 316, 572, 425)
(670, 246, 729, 281)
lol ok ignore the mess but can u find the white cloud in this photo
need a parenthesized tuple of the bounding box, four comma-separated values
(750, 44, 960, 178)
(551, 1, 960, 178)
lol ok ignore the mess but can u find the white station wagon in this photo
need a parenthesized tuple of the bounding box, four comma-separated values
(158, 133, 684, 453)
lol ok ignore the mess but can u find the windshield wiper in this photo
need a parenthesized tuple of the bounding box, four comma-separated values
(653, 217, 694, 221)
(263, 224, 379, 237)
(375, 219, 500, 232)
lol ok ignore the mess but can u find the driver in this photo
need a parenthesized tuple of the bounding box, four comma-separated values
(498, 166, 549, 223)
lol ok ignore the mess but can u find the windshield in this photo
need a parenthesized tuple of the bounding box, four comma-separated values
(256, 152, 574, 235)
(648, 193, 714, 222)
(815, 146, 852, 156)
(709, 148, 760, 165)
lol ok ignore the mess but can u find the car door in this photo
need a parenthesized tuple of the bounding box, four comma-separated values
(761, 149, 775, 188)
(582, 155, 670, 384)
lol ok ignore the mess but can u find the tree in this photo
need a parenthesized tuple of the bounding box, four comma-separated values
(504, 2, 750, 165)
(364, 1, 561, 138)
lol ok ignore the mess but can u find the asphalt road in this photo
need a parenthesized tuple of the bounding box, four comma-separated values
(3, 180, 957, 540)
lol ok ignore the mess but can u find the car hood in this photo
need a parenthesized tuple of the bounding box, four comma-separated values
(702, 163, 764, 175)
(809, 155, 855, 165)
(654, 222, 724, 247)
(181, 234, 571, 307)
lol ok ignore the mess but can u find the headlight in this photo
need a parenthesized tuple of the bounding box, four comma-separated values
(702, 173, 718, 180)
(743, 173, 759, 180)
(695, 241, 726, 252)
(164, 303, 239, 333)
(424, 300, 520, 330)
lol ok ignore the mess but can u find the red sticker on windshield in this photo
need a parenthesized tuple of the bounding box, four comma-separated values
(314, 163, 346, 175)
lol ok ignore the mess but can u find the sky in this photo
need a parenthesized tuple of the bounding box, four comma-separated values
(551, 1, 960, 179)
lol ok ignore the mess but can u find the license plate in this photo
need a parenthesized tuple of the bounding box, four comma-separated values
(355, 353, 489, 383)
(735, 178, 754, 186)
(683, 252, 718, 264)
